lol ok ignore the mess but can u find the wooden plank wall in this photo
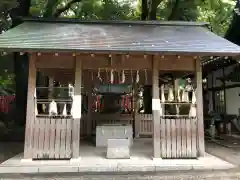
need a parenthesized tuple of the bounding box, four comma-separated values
(136, 114, 153, 136)
(160, 117, 197, 159)
(135, 114, 197, 159)
(32, 116, 73, 159)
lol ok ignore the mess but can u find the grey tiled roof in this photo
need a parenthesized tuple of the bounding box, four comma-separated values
(0, 21, 240, 56)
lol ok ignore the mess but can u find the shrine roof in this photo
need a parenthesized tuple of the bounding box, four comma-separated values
(0, 18, 240, 56)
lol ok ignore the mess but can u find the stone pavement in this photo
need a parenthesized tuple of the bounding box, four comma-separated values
(0, 142, 23, 164)
(206, 141, 240, 166)
(1, 169, 240, 180)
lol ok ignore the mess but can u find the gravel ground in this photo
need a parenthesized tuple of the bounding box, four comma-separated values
(1, 169, 240, 180)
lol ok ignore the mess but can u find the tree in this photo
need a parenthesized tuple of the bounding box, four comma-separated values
(0, 0, 238, 125)
(225, 0, 240, 44)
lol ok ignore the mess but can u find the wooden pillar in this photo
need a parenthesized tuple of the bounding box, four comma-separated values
(72, 57, 82, 158)
(24, 53, 36, 159)
(133, 84, 140, 138)
(48, 76, 54, 99)
(152, 57, 161, 159)
(87, 86, 92, 137)
(196, 58, 205, 157)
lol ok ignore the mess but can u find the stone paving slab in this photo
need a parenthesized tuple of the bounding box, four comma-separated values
(1, 169, 240, 180)
(0, 154, 234, 174)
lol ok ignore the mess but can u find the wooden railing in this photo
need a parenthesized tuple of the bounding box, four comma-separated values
(136, 114, 153, 136)
(32, 116, 73, 160)
(160, 117, 197, 159)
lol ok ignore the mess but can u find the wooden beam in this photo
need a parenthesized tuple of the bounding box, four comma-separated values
(196, 58, 205, 157)
(152, 56, 161, 158)
(24, 53, 37, 159)
(72, 56, 82, 158)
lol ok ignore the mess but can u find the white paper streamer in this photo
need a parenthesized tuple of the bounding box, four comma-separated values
(168, 87, 174, 102)
(192, 90, 196, 104)
(110, 69, 114, 84)
(189, 104, 197, 117)
(177, 88, 181, 102)
(161, 85, 165, 102)
(62, 103, 67, 116)
(136, 70, 139, 83)
(49, 100, 58, 115)
(121, 70, 125, 83)
(182, 91, 189, 102)
(97, 69, 102, 82)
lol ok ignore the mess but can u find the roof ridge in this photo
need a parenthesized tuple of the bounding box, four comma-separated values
(22, 17, 209, 26)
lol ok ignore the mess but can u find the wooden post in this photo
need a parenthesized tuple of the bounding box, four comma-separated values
(24, 53, 36, 159)
(152, 56, 161, 159)
(196, 58, 205, 157)
(87, 86, 92, 137)
(72, 57, 82, 158)
(133, 84, 140, 138)
(48, 76, 54, 99)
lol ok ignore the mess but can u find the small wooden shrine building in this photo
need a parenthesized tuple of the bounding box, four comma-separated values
(0, 18, 240, 161)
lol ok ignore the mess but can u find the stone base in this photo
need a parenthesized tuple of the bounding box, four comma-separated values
(70, 157, 81, 163)
(152, 157, 162, 161)
(107, 138, 130, 159)
(20, 159, 33, 163)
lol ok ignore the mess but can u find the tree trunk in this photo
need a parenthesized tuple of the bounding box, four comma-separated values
(10, 0, 31, 125)
(225, 0, 240, 44)
(44, 0, 58, 17)
(148, 0, 160, 20)
(141, 0, 148, 20)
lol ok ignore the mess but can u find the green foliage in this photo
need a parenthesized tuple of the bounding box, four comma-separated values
(0, 0, 17, 31)
(0, 55, 15, 95)
(198, 0, 235, 36)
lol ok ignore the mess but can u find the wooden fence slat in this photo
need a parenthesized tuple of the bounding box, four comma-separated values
(191, 118, 197, 158)
(49, 118, 56, 159)
(181, 118, 187, 158)
(55, 118, 61, 159)
(176, 118, 181, 158)
(171, 118, 176, 158)
(65, 118, 72, 158)
(166, 119, 171, 158)
(60, 117, 67, 158)
(33, 117, 40, 159)
(186, 117, 192, 158)
(160, 117, 166, 158)
(43, 117, 50, 159)
(38, 117, 45, 159)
